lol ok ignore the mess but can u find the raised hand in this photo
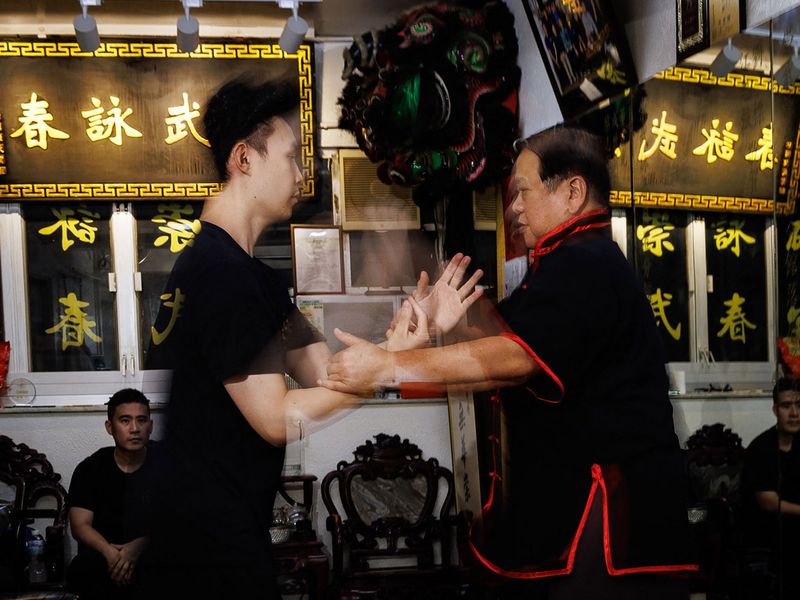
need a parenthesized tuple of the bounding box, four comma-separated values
(320, 328, 394, 395)
(386, 298, 431, 351)
(415, 253, 484, 336)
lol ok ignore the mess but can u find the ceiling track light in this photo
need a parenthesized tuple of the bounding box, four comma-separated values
(177, 0, 202, 54)
(74, 0, 102, 53)
(774, 44, 800, 87)
(709, 38, 741, 79)
(278, 0, 309, 55)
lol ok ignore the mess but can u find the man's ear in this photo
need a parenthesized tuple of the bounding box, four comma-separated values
(229, 141, 250, 175)
(565, 175, 589, 214)
(105, 420, 112, 436)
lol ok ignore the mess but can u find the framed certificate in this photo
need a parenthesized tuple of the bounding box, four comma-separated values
(291, 225, 345, 294)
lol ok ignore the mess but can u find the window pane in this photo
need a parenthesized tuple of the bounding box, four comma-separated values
(630, 209, 691, 362)
(24, 203, 117, 371)
(348, 230, 437, 288)
(705, 214, 768, 362)
(777, 214, 800, 374)
(135, 202, 202, 368)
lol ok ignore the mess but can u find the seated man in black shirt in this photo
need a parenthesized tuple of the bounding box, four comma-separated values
(743, 377, 800, 598)
(67, 388, 155, 600)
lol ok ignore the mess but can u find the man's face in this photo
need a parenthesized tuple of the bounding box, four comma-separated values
(509, 149, 572, 248)
(773, 390, 800, 436)
(250, 116, 304, 223)
(105, 402, 152, 452)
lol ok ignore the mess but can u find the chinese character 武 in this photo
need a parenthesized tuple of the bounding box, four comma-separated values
(44, 292, 103, 351)
(713, 220, 755, 257)
(637, 224, 675, 257)
(164, 93, 210, 147)
(648, 288, 682, 341)
(638, 111, 678, 161)
(744, 124, 774, 171)
(37, 206, 100, 251)
(152, 203, 202, 253)
(717, 292, 756, 343)
(692, 119, 739, 163)
(9, 92, 70, 150)
(151, 288, 185, 346)
(81, 96, 143, 146)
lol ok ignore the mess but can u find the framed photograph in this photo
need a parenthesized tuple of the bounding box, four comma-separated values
(521, 0, 638, 121)
(291, 225, 345, 295)
(677, 0, 708, 61)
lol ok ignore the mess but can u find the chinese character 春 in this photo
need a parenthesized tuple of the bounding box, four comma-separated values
(164, 93, 210, 147)
(9, 92, 70, 150)
(81, 96, 143, 146)
(648, 288, 682, 341)
(152, 203, 202, 253)
(717, 292, 756, 343)
(785, 220, 800, 252)
(637, 224, 675, 257)
(692, 119, 739, 163)
(713, 220, 755, 257)
(44, 292, 103, 351)
(151, 288, 185, 346)
(745, 124, 774, 171)
(37, 206, 100, 251)
(638, 111, 678, 161)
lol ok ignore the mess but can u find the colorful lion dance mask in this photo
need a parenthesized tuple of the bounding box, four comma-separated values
(338, 1, 521, 196)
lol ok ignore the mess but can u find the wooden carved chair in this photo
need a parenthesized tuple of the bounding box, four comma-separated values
(321, 434, 468, 600)
(0, 435, 68, 592)
(685, 423, 746, 600)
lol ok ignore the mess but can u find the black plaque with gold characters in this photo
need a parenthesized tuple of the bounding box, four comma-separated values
(0, 39, 315, 200)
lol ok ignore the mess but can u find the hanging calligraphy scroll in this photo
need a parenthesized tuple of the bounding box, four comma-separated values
(609, 67, 800, 215)
(0, 39, 315, 200)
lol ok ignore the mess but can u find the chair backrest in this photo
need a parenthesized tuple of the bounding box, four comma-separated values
(686, 423, 746, 507)
(321, 433, 455, 573)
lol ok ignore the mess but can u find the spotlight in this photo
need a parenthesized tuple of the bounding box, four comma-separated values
(278, 0, 308, 54)
(774, 45, 800, 87)
(74, 0, 102, 53)
(709, 38, 741, 78)
(177, 0, 203, 53)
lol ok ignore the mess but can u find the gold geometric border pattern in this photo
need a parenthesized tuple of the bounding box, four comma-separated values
(0, 182, 221, 199)
(0, 112, 5, 176)
(655, 66, 800, 96)
(609, 190, 795, 216)
(0, 40, 315, 198)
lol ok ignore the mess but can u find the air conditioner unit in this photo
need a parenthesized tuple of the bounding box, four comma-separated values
(473, 185, 499, 231)
(338, 149, 420, 230)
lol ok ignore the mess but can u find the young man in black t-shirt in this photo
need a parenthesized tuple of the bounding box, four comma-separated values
(743, 377, 800, 598)
(67, 388, 155, 600)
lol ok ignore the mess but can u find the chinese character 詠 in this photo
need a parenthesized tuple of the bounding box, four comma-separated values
(37, 206, 100, 251)
(164, 93, 210, 147)
(713, 220, 755, 257)
(638, 111, 678, 161)
(9, 92, 70, 150)
(44, 292, 102, 351)
(81, 96, 143, 146)
(788, 306, 800, 339)
(717, 292, 756, 343)
(152, 203, 202, 253)
(692, 119, 739, 163)
(785, 220, 800, 252)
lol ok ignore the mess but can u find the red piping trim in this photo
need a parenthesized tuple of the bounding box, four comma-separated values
(468, 464, 699, 578)
(499, 332, 564, 404)
(532, 208, 609, 255)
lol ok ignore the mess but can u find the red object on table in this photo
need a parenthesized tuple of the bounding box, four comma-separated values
(0, 341, 9, 390)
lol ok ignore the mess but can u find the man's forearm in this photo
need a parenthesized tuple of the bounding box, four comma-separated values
(71, 522, 113, 557)
(756, 491, 800, 516)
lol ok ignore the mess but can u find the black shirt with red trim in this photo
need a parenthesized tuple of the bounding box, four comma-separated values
(479, 211, 693, 575)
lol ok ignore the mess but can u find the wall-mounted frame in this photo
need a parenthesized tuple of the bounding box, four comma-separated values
(0, 39, 315, 200)
(291, 225, 344, 295)
(677, 0, 708, 61)
(521, 0, 637, 120)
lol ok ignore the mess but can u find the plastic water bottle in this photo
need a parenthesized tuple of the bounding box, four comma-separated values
(26, 530, 47, 584)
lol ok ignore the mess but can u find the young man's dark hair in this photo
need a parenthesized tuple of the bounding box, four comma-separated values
(203, 74, 299, 182)
(516, 127, 611, 207)
(773, 376, 800, 403)
(106, 388, 150, 420)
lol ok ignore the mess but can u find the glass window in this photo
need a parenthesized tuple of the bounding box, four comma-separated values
(777, 213, 800, 372)
(23, 203, 117, 372)
(135, 201, 202, 368)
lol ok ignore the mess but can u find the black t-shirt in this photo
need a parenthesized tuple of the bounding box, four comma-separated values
(67, 446, 155, 550)
(480, 219, 690, 573)
(146, 221, 323, 567)
(743, 427, 800, 551)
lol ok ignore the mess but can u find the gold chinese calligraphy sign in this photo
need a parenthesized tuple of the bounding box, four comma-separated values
(610, 67, 800, 216)
(0, 40, 315, 200)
